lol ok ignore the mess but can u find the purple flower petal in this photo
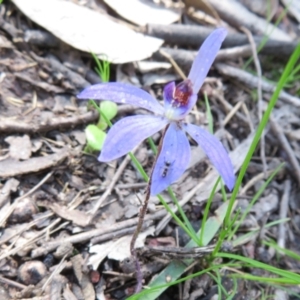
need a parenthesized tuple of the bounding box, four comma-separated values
(99, 115, 168, 162)
(163, 81, 197, 120)
(188, 28, 227, 94)
(77, 82, 164, 114)
(163, 81, 175, 109)
(151, 123, 190, 195)
(184, 123, 235, 190)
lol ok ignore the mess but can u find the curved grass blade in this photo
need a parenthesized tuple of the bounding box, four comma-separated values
(130, 201, 231, 300)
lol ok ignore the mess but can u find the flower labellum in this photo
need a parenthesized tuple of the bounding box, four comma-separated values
(77, 28, 235, 195)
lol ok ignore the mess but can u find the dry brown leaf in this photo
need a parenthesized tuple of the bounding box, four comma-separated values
(184, 0, 220, 22)
(5, 135, 32, 160)
(12, 0, 163, 63)
(0, 178, 19, 208)
(282, 0, 300, 23)
(0, 148, 69, 178)
(88, 226, 155, 269)
(240, 0, 278, 19)
(48, 202, 90, 227)
(103, 0, 180, 26)
(287, 129, 300, 141)
(71, 254, 95, 300)
(63, 284, 78, 300)
(207, 0, 292, 41)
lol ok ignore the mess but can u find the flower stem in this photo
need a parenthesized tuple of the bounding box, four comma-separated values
(130, 125, 169, 293)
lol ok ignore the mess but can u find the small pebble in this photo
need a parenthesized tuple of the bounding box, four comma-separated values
(90, 270, 101, 284)
(54, 242, 73, 258)
(43, 254, 54, 269)
(120, 256, 136, 274)
(9, 198, 37, 223)
(18, 261, 47, 285)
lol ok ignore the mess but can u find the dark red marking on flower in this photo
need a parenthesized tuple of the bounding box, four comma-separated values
(173, 79, 193, 106)
(90, 270, 101, 284)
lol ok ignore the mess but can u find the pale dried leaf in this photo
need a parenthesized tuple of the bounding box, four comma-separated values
(282, 0, 300, 23)
(12, 0, 164, 63)
(48, 203, 90, 227)
(240, 0, 278, 18)
(103, 0, 179, 26)
(0, 148, 69, 178)
(184, 0, 221, 22)
(71, 130, 86, 145)
(108, 226, 155, 261)
(71, 254, 84, 283)
(253, 192, 279, 221)
(81, 275, 95, 300)
(71, 255, 95, 300)
(143, 73, 179, 86)
(287, 129, 300, 141)
(0, 178, 19, 208)
(5, 135, 32, 160)
(89, 240, 115, 270)
(88, 226, 155, 269)
(207, 0, 292, 41)
(0, 35, 14, 48)
(31, 139, 43, 152)
(136, 61, 172, 73)
(63, 285, 78, 300)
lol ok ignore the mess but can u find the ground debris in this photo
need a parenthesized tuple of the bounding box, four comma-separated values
(0, 148, 69, 178)
(0, 0, 300, 299)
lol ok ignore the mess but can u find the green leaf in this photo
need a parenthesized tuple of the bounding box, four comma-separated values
(97, 101, 118, 130)
(225, 40, 300, 226)
(130, 201, 230, 300)
(85, 124, 106, 151)
(204, 92, 213, 134)
(100, 101, 117, 120)
(97, 119, 108, 131)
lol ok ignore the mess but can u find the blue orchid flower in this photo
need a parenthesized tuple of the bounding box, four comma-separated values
(78, 28, 235, 195)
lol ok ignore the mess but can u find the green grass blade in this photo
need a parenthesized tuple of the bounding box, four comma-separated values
(263, 240, 300, 261)
(132, 201, 231, 300)
(228, 163, 284, 240)
(204, 92, 213, 134)
(217, 253, 300, 283)
(225, 43, 300, 226)
(200, 177, 220, 245)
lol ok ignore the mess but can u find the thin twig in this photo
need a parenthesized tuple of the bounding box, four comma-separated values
(270, 116, 300, 186)
(42, 254, 68, 292)
(0, 171, 54, 227)
(241, 102, 254, 132)
(213, 91, 250, 125)
(0, 275, 27, 289)
(222, 99, 244, 126)
(0, 218, 61, 261)
(91, 221, 153, 244)
(0, 212, 53, 246)
(115, 182, 147, 189)
(130, 125, 169, 293)
(31, 209, 166, 258)
(278, 179, 291, 250)
(159, 49, 186, 80)
(90, 147, 138, 219)
(239, 168, 279, 195)
(241, 26, 267, 176)
(215, 63, 300, 107)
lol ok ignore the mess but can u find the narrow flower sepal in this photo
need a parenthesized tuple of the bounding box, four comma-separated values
(151, 123, 190, 195)
(77, 28, 236, 194)
(77, 82, 164, 115)
(188, 27, 227, 95)
(99, 115, 168, 162)
(183, 123, 235, 190)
